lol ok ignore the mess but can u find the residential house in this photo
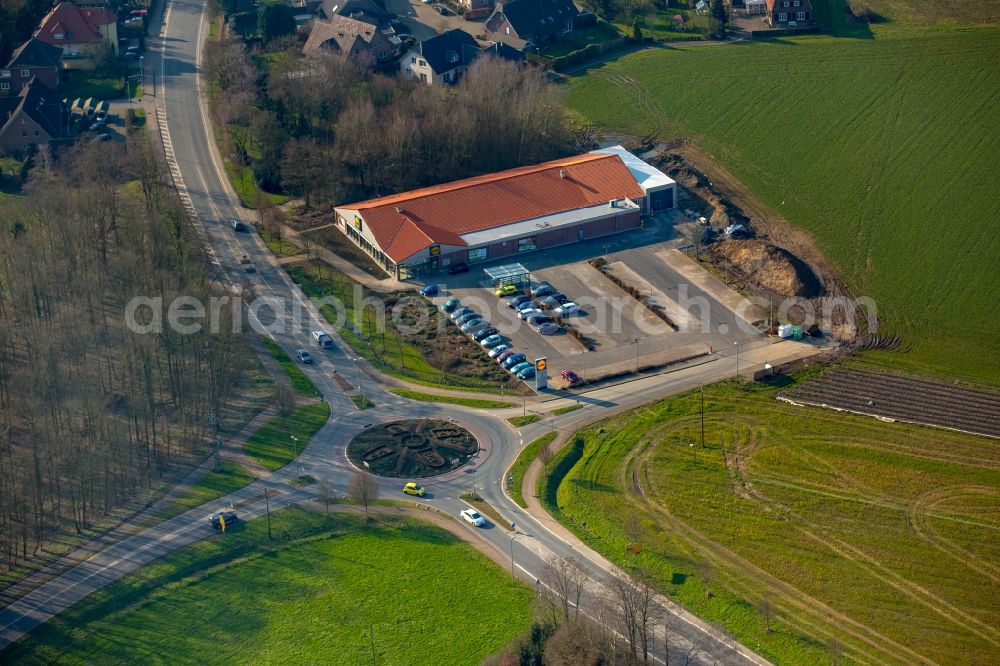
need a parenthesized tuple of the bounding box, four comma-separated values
(315, 0, 391, 26)
(485, 0, 579, 51)
(458, 0, 495, 19)
(766, 0, 813, 27)
(1, 39, 63, 96)
(304, 14, 396, 64)
(481, 40, 524, 63)
(34, 2, 118, 63)
(0, 78, 70, 155)
(400, 29, 480, 86)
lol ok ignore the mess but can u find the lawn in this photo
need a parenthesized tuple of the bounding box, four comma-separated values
(566, 26, 1000, 386)
(551, 404, 583, 416)
(154, 460, 258, 520)
(542, 21, 623, 58)
(507, 414, 541, 427)
(244, 402, 330, 471)
(6, 509, 534, 665)
(390, 388, 513, 409)
(508, 432, 556, 509)
(260, 336, 319, 396)
(59, 72, 124, 101)
(538, 377, 1000, 665)
(350, 394, 374, 410)
(614, 8, 710, 41)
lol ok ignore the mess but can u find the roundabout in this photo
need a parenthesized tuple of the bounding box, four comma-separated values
(347, 419, 480, 478)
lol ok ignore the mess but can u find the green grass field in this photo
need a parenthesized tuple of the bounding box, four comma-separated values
(153, 460, 257, 521)
(6, 509, 533, 665)
(390, 388, 514, 409)
(509, 433, 556, 509)
(538, 378, 1000, 664)
(566, 27, 1000, 386)
(260, 336, 319, 396)
(244, 402, 330, 471)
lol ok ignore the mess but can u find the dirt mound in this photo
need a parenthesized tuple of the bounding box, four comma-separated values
(710, 240, 823, 298)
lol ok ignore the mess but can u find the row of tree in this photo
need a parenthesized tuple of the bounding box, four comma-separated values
(203, 38, 580, 209)
(0, 138, 248, 573)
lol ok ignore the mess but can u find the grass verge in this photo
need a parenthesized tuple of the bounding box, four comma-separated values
(5, 508, 533, 665)
(508, 414, 541, 427)
(391, 388, 513, 409)
(537, 378, 1000, 664)
(260, 336, 319, 396)
(244, 402, 330, 471)
(154, 460, 257, 520)
(508, 432, 556, 509)
(551, 404, 583, 416)
(350, 394, 374, 410)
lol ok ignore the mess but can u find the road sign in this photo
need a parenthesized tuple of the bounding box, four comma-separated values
(534, 357, 547, 390)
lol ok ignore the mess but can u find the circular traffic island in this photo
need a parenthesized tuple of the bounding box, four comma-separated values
(347, 419, 479, 478)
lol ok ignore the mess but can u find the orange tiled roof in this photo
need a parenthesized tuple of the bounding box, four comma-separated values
(35, 3, 115, 46)
(346, 153, 644, 262)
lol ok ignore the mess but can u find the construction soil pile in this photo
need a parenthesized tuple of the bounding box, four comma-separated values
(710, 239, 823, 299)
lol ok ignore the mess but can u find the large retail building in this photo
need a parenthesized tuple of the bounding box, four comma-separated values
(332, 145, 675, 278)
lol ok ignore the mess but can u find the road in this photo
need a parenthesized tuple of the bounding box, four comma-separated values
(0, 0, 795, 661)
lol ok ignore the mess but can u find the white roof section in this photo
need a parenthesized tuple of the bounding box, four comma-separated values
(592, 145, 676, 193)
(461, 198, 640, 247)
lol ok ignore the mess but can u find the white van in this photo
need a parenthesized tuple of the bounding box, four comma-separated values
(312, 330, 333, 349)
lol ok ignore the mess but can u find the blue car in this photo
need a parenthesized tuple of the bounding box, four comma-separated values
(442, 298, 460, 313)
(515, 301, 536, 313)
(509, 361, 532, 376)
(516, 366, 536, 380)
(456, 312, 480, 326)
(503, 353, 527, 369)
(420, 284, 439, 297)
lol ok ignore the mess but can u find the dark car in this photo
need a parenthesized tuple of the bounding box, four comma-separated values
(561, 370, 581, 384)
(447, 263, 469, 274)
(456, 312, 480, 326)
(231, 219, 246, 232)
(508, 295, 531, 309)
(539, 295, 562, 310)
(436, 4, 450, 14)
(472, 327, 498, 342)
(442, 298, 460, 313)
(209, 510, 238, 530)
(296, 349, 314, 364)
(530, 283, 554, 297)
(503, 353, 527, 369)
(420, 284, 439, 297)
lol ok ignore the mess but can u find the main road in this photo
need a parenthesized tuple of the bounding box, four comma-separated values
(0, 0, 790, 661)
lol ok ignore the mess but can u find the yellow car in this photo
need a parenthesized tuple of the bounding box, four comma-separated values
(402, 482, 425, 497)
(495, 284, 518, 297)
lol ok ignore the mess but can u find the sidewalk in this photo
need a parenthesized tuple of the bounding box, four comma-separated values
(278, 224, 408, 293)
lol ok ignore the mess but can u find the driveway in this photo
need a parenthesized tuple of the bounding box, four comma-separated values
(384, 0, 489, 42)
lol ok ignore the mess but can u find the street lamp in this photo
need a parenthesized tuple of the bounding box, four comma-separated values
(509, 533, 518, 585)
(139, 56, 144, 100)
(291, 434, 299, 458)
(634, 338, 640, 373)
(734, 340, 741, 377)
(353, 357, 364, 399)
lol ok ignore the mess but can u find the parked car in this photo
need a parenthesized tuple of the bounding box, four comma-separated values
(461, 508, 485, 527)
(296, 349, 314, 364)
(435, 4, 449, 14)
(420, 284, 439, 297)
(94, 109, 108, 122)
(517, 308, 541, 321)
(539, 295, 561, 310)
(561, 370, 581, 384)
(479, 334, 503, 348)
(442, 298, 460, 313)
(496, 349, 516, 364)
(528, 315, 550, 329)
(312, 330, 333, 349)
(516, 366, 536, 380)
(554, 302, 579, 316)
(456, 312, 480, 326)
(231, 219, 246, 232)
(538, 322, 561, 335)
(503, 353, 527, 369)
(89, 121, 106, 132)
(495, 284, 518, 297)
(530, 283, 554, 297)
(472, 327, 498, 342)
(450, 307, 473, 321)
(509, 361, 532, 376)
(403, 482, 425, 497)
(515, 301, 536, 313)
(208, 510, 237, 530)
(508, 295, 531, 309)
(460, 319, 486, 333)
(447, 262, 469, 274)
(488, 344, 510, 358)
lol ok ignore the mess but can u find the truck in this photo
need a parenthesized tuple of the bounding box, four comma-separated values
(312, 330, 334, 349)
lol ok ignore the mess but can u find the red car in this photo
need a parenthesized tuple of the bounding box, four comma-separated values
(560, 370, 580, 384)
(496, 349, 515, 364)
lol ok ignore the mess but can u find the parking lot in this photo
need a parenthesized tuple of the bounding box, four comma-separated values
(418, 212, 777, 389)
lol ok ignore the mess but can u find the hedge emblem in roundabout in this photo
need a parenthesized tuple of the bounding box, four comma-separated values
(347, 419, 479, 478)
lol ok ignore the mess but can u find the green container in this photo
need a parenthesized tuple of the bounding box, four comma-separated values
(792, 326, 803, 340)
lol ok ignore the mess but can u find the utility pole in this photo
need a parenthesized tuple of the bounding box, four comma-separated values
(634, 338, 640, 373)
(264, 487, 272, 540)
(700, 384, 705, 449)
(509, 534, 518, 585)
(734, 340, 741, 378)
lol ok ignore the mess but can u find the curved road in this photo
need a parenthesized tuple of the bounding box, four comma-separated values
(0, 1, 775, 663)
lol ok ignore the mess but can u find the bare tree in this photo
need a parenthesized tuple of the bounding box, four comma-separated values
(348, 470, 379, 520)
(756, 595, 775, 634)
(318, 475, 333, 521)
(611, 569, 656, 663)
(544, 555, 587, 621)
(274, 381, 295, 416)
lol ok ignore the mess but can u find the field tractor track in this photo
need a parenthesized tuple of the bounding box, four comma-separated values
(622, 437, 928, 666)
(909, 486, 1000, 585)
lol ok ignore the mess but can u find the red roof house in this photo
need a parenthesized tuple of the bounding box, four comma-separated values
(34, 2, 119, 62)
